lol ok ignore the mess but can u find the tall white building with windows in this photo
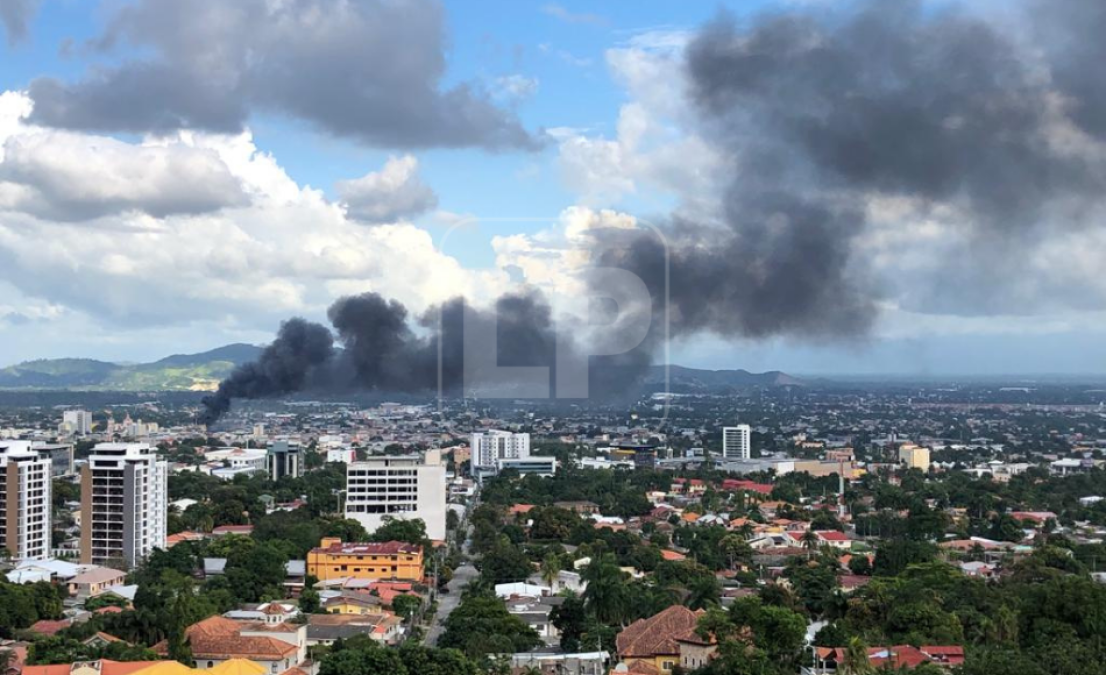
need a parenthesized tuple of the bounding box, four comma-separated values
(472, 431, 531, 469)
(345, 450, 446, 541)
(0, 441, 52, 562)
(62, 409, 93, 435)
(722, 425, 752, 460)
(80, 443, 167, 567)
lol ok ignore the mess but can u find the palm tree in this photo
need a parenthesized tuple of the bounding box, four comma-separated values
(840, 637, 874, 675)
(685, 575, 721, 610)
(720, 534, 752, 569)
(540, 553, 563, 588)
(801, 529, 820, 551)
(582, 555, 630, 625)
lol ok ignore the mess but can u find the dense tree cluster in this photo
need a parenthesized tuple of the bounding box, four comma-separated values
(0, 580, 65, 638)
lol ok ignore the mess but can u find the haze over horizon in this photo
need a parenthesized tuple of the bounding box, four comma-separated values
(2, 0, 1106, 378)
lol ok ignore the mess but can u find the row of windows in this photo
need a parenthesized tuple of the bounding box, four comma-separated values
(328, 565, 401, 573)
(346, 504, 415, 513)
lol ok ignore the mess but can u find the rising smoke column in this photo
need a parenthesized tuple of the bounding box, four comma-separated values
(606, 0, 1106, 332)
(202, 0, 1106, 421)
(199, 318, 335, 425)
(200, 290, 596, 423)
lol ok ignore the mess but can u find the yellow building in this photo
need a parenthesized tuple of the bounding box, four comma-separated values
(306, 537, 423, 582)
(899, 444, 931, 472)
(24, 658, 266, 675)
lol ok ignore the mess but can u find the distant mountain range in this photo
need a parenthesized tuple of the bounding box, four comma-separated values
(643, 365, 807, 392)
(0, 344, 263, 391)
(0, 344, 808, 392)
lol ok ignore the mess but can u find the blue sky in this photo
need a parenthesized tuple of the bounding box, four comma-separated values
(1, 0, 1105, 376)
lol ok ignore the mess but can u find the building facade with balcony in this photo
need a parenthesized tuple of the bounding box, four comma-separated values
(80, 443, 167, 566)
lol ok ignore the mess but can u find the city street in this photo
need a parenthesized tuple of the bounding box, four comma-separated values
(424, 559, 478, 646)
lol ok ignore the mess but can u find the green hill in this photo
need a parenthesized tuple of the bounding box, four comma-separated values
(0, 343, 808, 393)
(0, 344, 262, 391)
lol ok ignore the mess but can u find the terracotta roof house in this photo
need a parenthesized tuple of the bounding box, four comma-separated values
(615, 606, 715, 675)
(154, 617, 305, 673)
(813, 645, 964, 671)
(212, 526, 254, 536)
(165, 532, 207, 548)
(28, 620, 71, 637)
(721, 479, 774, 496)
(69, 567, 128, 599)
(82, 632, 127, 648)
(838, 575, 872, 593)
(813, 531, 851, 549)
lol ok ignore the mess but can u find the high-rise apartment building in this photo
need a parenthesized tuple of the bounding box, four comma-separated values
(0, 441, 52, 562)
(472, 431, 530, 469)
(722, 425, 752, 460)
(898, 444, 931, 472)
(80, 443, 167, 567)
(266, 441, 303, 480)
(345, 450, 446, 541)
(62, 409, 93, 435)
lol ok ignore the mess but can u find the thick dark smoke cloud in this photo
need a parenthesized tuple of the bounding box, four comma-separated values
(203, 0, 1106, 419)
(200, 290, 629, 424)
(607, 0, 1106, 328)
(200, 319, 334, 425)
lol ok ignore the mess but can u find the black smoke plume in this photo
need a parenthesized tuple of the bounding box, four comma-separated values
(606, 0, 1106, 328)
(203, 0, 1106, 422)
(200, 318, 334, 425)
(200, 290, 615, 424)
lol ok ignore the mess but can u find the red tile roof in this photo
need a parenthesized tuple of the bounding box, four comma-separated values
(616, 606, 708, 658)
(921, 646, 966, 665)
(28, 620, 70, 636)
(721, 479, 774, 495)
(153, 617, 298, 661)
(815, 645, 963, 670)
(212, 525, 254, 535)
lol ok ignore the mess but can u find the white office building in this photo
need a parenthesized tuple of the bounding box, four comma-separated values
(472, 431, 531, 469)
(0, 441, 52, 562)
(80, 443, 168, 566)
(497, 456, 557, 477)
(722, 425, 752, 460)
(345, 450, 446, 541)
(326, 448, 357, 464)
(62, 409, 93, 435)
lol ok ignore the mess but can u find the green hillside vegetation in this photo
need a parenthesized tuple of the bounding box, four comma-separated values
(0, 344, 262, 391)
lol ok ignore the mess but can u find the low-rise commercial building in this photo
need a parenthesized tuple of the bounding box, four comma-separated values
(306, 538, 424, 583)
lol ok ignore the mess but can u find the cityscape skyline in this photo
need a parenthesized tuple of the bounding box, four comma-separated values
(2, 0, 1105, 376)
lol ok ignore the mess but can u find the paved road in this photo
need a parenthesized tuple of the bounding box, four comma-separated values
(425, 559, 478, 645)
(424, 515, 478, 646)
